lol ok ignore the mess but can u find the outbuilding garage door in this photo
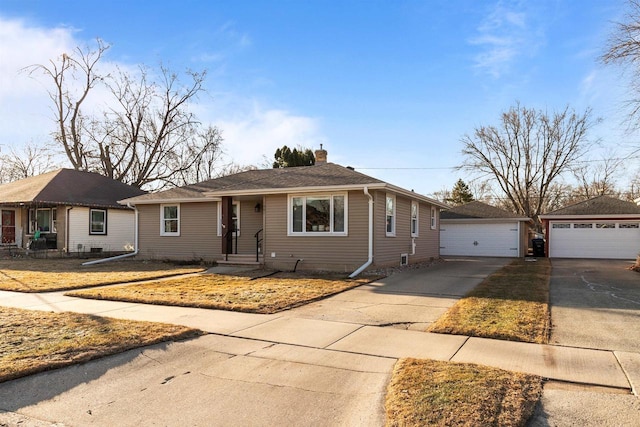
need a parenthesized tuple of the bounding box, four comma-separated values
(440, 222, 520, 257)
(548, 221, 640, 259)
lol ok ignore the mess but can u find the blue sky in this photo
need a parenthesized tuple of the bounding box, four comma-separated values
(0, 0, 635, 196)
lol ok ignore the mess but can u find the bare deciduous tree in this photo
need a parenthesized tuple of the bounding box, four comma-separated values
(461, 103, 597, 228)
(602, 0, 640, 130)
(24, 39, 225, 190)
(0, 142, 60, 183)
(571, 154, 622, 201)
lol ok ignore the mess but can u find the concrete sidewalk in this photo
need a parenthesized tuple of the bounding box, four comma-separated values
(1, 257, 639, 425)
(0, 286, 637, 392)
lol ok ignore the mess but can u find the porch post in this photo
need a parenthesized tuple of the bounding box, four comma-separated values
(221, 196, 233, 256)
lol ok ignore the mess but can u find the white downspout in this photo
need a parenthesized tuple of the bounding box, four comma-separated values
(82, 203, 139, 266)
(349, 187, 374, 278)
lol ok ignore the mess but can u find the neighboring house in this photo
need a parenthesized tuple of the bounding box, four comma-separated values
(440, 201, 532, 258)
(121, 149, 448, 275)
(539, 195, 640, 259)
(0, 169, 146, 254)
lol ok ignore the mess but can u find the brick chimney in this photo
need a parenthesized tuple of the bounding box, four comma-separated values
(315, 144, 328, 165)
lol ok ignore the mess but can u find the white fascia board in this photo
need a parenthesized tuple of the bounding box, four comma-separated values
(539, 214, 640, 220)
(203, 183, 386, 197)
(118, 197, 221, 206)
(441, 217, 532, 223)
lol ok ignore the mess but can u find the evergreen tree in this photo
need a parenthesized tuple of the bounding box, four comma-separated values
(447, 179, 475, 205)
(273, 145, 315, 168)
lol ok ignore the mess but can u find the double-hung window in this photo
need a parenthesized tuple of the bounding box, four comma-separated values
(161, 204, 180, 236)
(386, 194, 395, 236)
(289, 194, 347, 235)
(411, 201, 419, 237)
(430, 207, 437, 229)
(90, 209, 107, 235)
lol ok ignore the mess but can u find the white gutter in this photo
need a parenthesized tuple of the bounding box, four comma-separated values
(82, 203, 139, 266)
(349, 187, 374, 278)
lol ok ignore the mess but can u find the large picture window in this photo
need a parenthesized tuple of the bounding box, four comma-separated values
(161, 204, 180, 236)
(29, 208, 56, 234)
(289, 194, 347, 235)
(90, 209, 107, 235)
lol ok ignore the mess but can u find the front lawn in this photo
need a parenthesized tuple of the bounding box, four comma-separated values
(0, 306, 202, 383)
(0, 259, 205, 292)
(386, 358, 542, 426)
(68, 272, 374, 314)
(428, 258, 550, 343)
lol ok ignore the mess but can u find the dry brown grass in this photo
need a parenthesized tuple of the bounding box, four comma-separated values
(68, 272, 373, 314)
(428, 258, 550, 344)
(0, 306, 202, 383)
(386, 358, 542, 427)
(0, 258, 205, 292)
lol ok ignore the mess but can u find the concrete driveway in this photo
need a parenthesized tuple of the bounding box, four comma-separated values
(291, 257, 510, 329)
(550, 258, 640, 352)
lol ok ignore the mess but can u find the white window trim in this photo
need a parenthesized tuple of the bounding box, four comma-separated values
(411, 201, 419, 237)
(287, 193, 348, 236)
(386, 194, 396, 237)
(430, 206, 437, 230)
(89, 208, 107, 235)
(160, 204, 180, 236)
(217, 201, 240, 237)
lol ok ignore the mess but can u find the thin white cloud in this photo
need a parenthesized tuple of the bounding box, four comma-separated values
(0, 15, 324, 171)
(0, 17, 77, 146)
(212, 102, 324, 167)
(469, 1, 542, 78)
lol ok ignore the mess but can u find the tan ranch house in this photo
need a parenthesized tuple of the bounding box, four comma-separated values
(121, 149, 448, 276)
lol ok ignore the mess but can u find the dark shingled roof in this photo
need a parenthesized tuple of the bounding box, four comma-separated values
(441, 201, 528, 220)
(125, 163, 386, 202)
(543, 195, 640, 216)
(0, 169, 146, 209)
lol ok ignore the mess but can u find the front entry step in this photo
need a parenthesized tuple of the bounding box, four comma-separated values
(218, 254, 264, 266)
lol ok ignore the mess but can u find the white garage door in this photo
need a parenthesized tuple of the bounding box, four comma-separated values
(549, 221, 640, 259)
(440, 222, 520, 257)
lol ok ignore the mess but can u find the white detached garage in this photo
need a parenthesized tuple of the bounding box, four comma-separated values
(540, 196, 640, 260)
(440, 201, 532, 258)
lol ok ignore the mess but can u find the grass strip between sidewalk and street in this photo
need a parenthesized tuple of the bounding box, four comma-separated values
(67, 272, 375, 314)
(428, 258, 550, 344)
(0, 306, 202, 383)
(385, 358, 542, 427)
(0, 259, 205, 292)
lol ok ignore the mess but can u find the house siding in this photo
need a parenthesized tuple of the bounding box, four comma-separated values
(372, 190, 440, 267)
(263, 191, 369, 272)
(137, 202, 221, 261)
(67, 207, 135, 253)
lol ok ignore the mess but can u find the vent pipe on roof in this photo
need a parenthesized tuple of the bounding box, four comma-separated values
(315, 144, 327, 165)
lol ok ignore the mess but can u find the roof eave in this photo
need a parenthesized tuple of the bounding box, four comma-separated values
(119, 197, 222, 205)
(441, 217, 532, 223)
(539, 213, 640, 220)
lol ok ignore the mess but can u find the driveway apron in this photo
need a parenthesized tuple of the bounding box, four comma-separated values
(550, 258, 640, 353)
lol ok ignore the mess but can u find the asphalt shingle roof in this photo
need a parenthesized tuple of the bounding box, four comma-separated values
(124, 163, 386, 202)
(0, 169, 146, 209)
(543, 195, 640, 216)
(441, 201, 528, 220)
